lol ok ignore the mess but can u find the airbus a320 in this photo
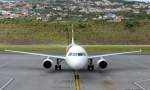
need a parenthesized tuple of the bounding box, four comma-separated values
(5, 25, 142, 71)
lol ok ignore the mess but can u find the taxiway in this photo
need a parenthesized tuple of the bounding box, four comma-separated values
(0, 52, 150, 90)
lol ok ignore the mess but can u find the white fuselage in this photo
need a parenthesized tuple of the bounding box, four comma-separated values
(66, 44, 88, 69)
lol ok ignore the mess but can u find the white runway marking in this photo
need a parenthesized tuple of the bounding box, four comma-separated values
(133, 82, 146, 90)
(0, 78, 14, 90)
(133, 79, 150, 90)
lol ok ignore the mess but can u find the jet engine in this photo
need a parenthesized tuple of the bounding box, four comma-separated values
(42, 59, 53, 69)
(97, 58, 108, 69)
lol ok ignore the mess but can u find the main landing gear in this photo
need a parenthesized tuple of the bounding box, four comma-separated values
(88, 59, 94, 71)
(55, 58, 62, 70)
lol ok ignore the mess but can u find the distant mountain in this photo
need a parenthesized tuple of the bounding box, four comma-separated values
(105, 0, 149, 3)
(125, 0, 150, 2)
(0, 0, 149, 3)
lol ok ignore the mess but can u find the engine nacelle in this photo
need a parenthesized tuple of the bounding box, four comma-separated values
(97, 58, 108, 69)
(42, 59, 53, 69)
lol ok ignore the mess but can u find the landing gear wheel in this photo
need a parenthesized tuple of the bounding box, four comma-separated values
(58, 65, 61, 70)
(55, 65, 61, 70)
(88, 65, 94, 71)
(55, 58, 62, 70)
(88, 59, 94, 71)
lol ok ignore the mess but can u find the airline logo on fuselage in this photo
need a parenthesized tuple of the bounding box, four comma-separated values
(68, 52, 86, 56)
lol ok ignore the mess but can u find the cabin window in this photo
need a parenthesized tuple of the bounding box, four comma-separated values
(72, 53, 78, 56)
(78, 53, 85, 56)
(68, 53, 72, 56)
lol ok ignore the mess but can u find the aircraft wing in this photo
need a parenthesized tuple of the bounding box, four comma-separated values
(88, 50, 142, 59)
(5, 50, 66, 59)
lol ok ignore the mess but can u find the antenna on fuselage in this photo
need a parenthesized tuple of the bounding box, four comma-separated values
(71, 24, 75, 45)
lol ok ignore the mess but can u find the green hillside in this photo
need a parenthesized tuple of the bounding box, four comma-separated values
(0, 18, 150, 45)
(3, 0, 125, 3)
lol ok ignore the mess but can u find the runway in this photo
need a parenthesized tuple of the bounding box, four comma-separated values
(0, 52, 150, 90)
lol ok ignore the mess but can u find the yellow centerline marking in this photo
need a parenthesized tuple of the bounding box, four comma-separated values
(74, 72, 81, 90)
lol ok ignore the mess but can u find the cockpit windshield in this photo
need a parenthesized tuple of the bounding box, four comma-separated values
(68, 52, 86, 56)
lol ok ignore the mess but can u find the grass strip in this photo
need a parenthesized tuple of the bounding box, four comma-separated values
(0, 45, 150, 53)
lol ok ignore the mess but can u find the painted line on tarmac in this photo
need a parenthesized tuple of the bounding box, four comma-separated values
(74, 71, 81, 90)
(132, 79, 150, 90)
(0, 78, 14, 90)
(133, 82, 146, 90)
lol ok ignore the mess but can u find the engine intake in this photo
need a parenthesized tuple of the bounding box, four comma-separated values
(97, 59, 108, 69)
(42, 59, 53, 69)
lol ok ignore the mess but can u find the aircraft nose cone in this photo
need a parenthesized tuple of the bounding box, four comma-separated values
(71, 63, 84, 69)
(69, 58, 88, 70)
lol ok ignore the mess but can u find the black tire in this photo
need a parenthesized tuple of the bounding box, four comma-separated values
(58, 65, 61, 70)
(88, 65, 94, 71)
(88, 65, 90, 70)
(55, 65, 61, 70)
(55, 65, 58, 70)
(91, 65, 94, 71)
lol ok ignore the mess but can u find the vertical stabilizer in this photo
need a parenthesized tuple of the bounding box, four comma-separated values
(71, 24, 75, 45)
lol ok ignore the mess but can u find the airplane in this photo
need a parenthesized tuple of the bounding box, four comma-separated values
(4, 25, 142, 71)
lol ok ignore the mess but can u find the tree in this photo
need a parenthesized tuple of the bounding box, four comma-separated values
(124, 20, 139, 32)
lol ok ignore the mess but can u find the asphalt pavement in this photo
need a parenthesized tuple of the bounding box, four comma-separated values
(0, 52, 150, 90)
